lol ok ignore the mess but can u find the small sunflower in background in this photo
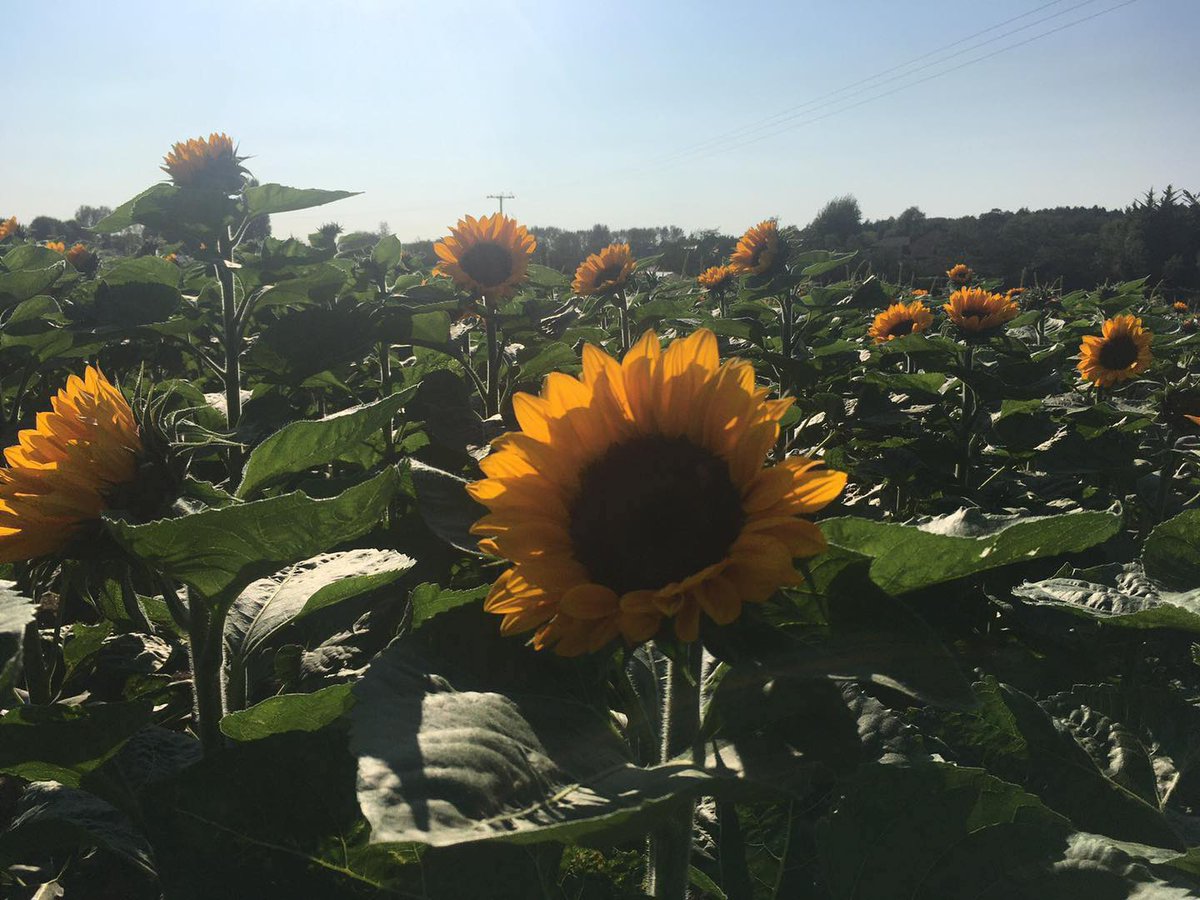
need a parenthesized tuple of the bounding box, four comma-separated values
(0, 367, 142, 563)
(161, 132, 248, 191)
(469, 329, 846, 656)
(1007, 287, 1026, 300)
(0, 217, 17, 241)
(44, 241, 66, 254)
(434, 213, 537, 304)
(698, 265, 736, 292)
(910, 288, 929, 298)
(946, 263, 974, 286)
(869, 300, 933, 344)
(944, 287, 1019, 335)
(1078, 314, 1153, 388)
(66, 243, 97, 274)
(573, 243, 636, 297)
(1173, 301, 1189, 313)
(730, 219, 783, 276)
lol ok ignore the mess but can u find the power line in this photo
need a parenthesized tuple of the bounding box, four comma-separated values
(487, 192, 515, 214)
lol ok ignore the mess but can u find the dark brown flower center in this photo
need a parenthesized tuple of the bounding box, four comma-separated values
(568, 435, 744, 595)
(591, 263, 627, 291)
(885, 318, 916, 337)
(459, 242, 514, 288)
(1098, 333, 1138, 370)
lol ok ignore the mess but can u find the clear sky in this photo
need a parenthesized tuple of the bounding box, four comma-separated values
(2, 0, 1196, 241)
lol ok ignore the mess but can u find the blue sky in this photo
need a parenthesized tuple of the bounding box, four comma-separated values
(2, 0, 1195, 241)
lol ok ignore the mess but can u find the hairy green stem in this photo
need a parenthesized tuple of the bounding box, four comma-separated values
(484, 311, 501, 417)
(956, 344, 976, 490)
(187, 590, 226, 753)
(216, 234, 243, 477)
(617, 292, 632, 352)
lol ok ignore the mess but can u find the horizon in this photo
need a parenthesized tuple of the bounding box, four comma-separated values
(4, 0, 1196, 242)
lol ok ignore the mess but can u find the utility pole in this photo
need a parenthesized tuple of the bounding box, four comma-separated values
(487, 192, 515, 215)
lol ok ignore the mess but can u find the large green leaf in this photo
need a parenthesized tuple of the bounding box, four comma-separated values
(237, 393, 410, 498)
(409, 582, 489, 628)
(0, 580, 35, 696)
(1013, 564, 1200, 633)
(0, 263, 65, 309)
(1144, 509, 1200, 593)
(243, 184, 359, 218)
(224, 548, 414, 666)
(93, 256, 182, 325)
(220, 684, 355, 741)
(822, 507, 1122, 594)
(0, 702, 152, 788)
(817, 762, 1198, 899)
(409, 460, 487, 554)
(107, 468, 400, 606)
(350, 636, 713, 847)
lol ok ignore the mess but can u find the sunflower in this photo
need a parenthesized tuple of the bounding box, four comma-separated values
(0, 217, 17, 241)
(44, 241, 66, 254)
(161, 132, 247, 191)
(469, 329, 846, 656)
(1174, 301, 1189, 313)
(66, 243, 95, 271)
(434, 213, 537, 302)
(944, 287, 1020, 334)
(1077, 315, 1153, 388)
(698, 265, 736, 291)
(946, 263, 973, 285)
(1007, 287, 1026, 299)
(868, 300, 933, 344)
(0, 367, 142, 563)
(573, 243, 636, 297)
(730, 219, 782, 276)
(910, 288, 929, 298)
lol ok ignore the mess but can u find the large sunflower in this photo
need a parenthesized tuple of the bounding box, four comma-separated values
(161, 132, 247, 191)
(944, 287, 1019, 334)
(0, 367, 142, 563)
(434, 213, 537, 302)
(1077, 315, 1153, 388)
(729, 220, 782, 276)
(868, 300, 933, 344)
(0, 217, 17, 241)
(573, 243, 636, 296)
(468, 329, 846, 656)
(698, 265, 736, 291)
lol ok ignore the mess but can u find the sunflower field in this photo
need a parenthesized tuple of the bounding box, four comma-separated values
(2, 136, 1200, 900)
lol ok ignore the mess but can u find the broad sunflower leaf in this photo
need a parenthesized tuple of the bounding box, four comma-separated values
(1013, 563, 1200, 633)
(107, 468, 400, 607)
(236, 394, 410, 498)
(822, 506, 1122, 595)
(408, 582, 489, 628)
(817, 762, 1199, 899)
(93, 256, 183, 325)
(242, 184, 360, 219)
(0, 580, 35, 696)
(0, 702, 153, 788)
(0, 263, 65, 309)
(220, 684, 355, 742)
(1144, 509, 1200, 593)
(409, 460, 487, 554)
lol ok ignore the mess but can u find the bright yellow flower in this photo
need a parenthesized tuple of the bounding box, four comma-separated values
(1078, 315, 1153, 388)
(729, 220, 781, 276)
(0, 217, 17, 241)
(946, 263, 973, 285)
(0, 367, 142, 563)
(1173, 301, 1188, 313)
(1006, 287, 1026, 299)
(910, 288, 929, 298)
(698, 265, 737, 291)
(434, 213, 537, 302)
(944, 287, 1019, 334)
(869, 300, 933, 344)
(66, 244, 94, 270)
(468, 329, 846, 656)
(161, 132, 246, 190)
(573, 243, 636, 296)
(44, 241, 66, 254)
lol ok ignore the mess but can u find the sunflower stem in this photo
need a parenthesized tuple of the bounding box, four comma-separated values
(617, 292, 632, 352)
(216, 234, 243, 478)
(484, 310, 501, 417)
(649, 646, 702, 900)
(187, 589, 226, 754)
(956, 344, 976, 490)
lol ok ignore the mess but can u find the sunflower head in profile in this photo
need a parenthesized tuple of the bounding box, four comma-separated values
(1174, 301, 1189, 313)
(468, 329, 846, 656)
(1077, 314, 1153, 388)
(0, 217, 17, 242)
(698, 265, 737, 292)
(946, 263, 973, 285)
(161, 133, 248, 191)
(66, 243, 97, 273)
(44, 241, 66, 254)
(573, 243, 636, 297)
(730, 219, 784, 277)
(868, 300, 933, 344)
(434, 213, 537, 303)
(1007, 287, 1026, 299)
(944, 287, 1019, 335)
(0, 367, 143, 563)
(910, 288, 929, 298)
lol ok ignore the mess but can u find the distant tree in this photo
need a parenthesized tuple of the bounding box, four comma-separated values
(73, 205, 112, 229)
(807, 195, 862, 244)
(894, 206, 926, 236)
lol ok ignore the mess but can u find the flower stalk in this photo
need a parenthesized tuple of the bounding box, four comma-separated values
(216, 233, 243, 477)
(187, 589, 226, 753)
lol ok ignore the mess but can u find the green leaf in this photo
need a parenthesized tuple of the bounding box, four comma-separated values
(236, 393, 409, 498)
(1013, 566, 1200, 633)
(409, 460, 487, 554)
(107, 468, 400, 606)
(0, 702, 152, 788)
(243, 184, 359, 219)
(94, 256, 182, 325)
(224, 548, 414, 666)
(0, 580, 35, 696)
(409, 582, 489, 628)
(1144, 509, 1200, 593)
(350, 636, 713, 847)
(92, 185, 159, 233)
(0, 263, 65, 309)
(822, 507, 1123, 595)
(220, 684, 355, 741)
(799, 250, 857, 278)
(372, 235, 404, 271)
